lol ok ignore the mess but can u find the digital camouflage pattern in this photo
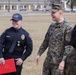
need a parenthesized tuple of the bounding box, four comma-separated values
(64, 50, 76, 75)
(37, 20, 74, 75)
(64, 25, 76, 75)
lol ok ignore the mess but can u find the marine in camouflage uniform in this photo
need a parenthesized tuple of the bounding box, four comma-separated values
(37, 21, 73, 75)
(36, 3, 73, 75)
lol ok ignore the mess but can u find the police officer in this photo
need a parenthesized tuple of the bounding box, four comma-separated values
(35, 3, 73, 75)
(0, 13, 33, 75)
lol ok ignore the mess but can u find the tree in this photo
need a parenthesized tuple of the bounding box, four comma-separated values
(70, 0, 76, 11)
(71, 0, 76, 5)
(47, 0, 61, 4)
(67, 0, 76, 11)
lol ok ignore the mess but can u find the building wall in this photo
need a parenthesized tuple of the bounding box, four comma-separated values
(0, 0, 67, 10)
(0, 0, 47, 10)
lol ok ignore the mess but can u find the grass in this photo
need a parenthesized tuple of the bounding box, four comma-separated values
(0, 12, 76, 75)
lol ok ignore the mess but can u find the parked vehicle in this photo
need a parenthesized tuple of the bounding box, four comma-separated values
(64, 8, 71, 12)
(73, 8, 76, 12)
(32, 8, 39, 11)
(64, 8, 76, 12)
(39, 8, 50, 11)
(19, 8, 26, 11)
(39, 8, 45, 11)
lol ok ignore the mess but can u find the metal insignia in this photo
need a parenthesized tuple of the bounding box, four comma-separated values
(21, 34, 25, 40)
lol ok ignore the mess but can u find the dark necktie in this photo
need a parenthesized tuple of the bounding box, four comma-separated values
(9, 30, 18, 53)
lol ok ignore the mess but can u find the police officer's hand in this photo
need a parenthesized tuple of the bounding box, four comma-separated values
(35, 55, 40, 65)
(15, 58, 23, 66)
(58, 60, 65, 72)
(0, 58, 5, 65)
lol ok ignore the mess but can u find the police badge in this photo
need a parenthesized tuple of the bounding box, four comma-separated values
(21, 34, 25, 40)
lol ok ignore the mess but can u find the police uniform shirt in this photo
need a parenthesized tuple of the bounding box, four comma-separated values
(0, 27, 33, 61)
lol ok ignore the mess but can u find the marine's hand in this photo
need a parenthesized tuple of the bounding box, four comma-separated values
(35, 55, 40, 65)
(0, 58, 5, 65)
(15, 58, 23, 66)
(58, 60, 65, 72)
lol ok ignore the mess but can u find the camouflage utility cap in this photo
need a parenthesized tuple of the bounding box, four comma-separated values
(51, 3, 62, 12)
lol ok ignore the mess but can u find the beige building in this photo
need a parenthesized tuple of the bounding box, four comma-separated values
(0, 0, 69, 11)
(0, 0, 50, 10)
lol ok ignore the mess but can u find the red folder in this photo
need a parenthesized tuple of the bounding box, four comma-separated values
(0, 58, 16, 74)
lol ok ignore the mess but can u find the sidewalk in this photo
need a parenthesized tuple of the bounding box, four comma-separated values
(0, 10, 50, 16)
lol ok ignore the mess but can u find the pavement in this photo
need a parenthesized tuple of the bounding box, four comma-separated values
(0, 10, 76, 16)
(0, 10, 51, 16)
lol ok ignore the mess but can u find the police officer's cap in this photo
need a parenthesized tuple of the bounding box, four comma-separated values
(11, 13, 22, 21)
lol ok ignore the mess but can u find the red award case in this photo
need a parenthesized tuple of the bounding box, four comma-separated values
(0, 58, 16, 74)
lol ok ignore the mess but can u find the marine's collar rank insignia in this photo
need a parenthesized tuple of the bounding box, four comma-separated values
(21, 34, 25, 40)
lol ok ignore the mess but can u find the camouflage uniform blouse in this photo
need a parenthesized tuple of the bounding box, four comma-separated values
(37, 20, 73, 65)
